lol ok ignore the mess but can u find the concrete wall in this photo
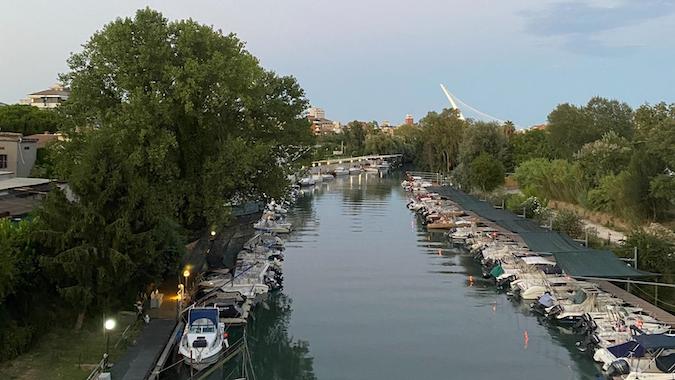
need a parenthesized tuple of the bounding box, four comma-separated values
(0, 135, 37, 177)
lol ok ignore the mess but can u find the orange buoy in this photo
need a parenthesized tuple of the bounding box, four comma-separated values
(524, 330, 529, 349)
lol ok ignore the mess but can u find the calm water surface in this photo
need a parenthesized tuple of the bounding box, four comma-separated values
(214, 173, 602, 380)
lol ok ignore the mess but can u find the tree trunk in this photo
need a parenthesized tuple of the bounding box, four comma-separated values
(74, 310, 86, 331)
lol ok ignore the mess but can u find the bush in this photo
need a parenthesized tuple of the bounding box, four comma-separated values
(0, 319, 35, 361)
(552, 209, 584, 238)
(506, 193, 528, 214)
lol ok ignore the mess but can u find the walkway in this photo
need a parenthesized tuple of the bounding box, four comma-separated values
(594, 281, 675, 328)
(110, 319, 177, 380)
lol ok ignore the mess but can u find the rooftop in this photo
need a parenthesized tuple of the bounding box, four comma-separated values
(0, 177, 52, 192)
(28, 84, 71, 97)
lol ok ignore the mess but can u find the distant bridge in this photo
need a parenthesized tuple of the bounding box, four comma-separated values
(440, 84, 517, 127)
(312, 154, 402, 167)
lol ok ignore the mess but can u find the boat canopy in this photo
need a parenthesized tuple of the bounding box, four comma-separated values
(431, 186, 652, 279)
(608, 340, 645, 358)
(520, 256, 556, 266)
(634, 334, 675, 351)
(189, 308, 219, 326)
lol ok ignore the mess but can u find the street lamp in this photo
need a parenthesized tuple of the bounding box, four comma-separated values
(183, 270, 190, 294)
(104, 318, 116, 367)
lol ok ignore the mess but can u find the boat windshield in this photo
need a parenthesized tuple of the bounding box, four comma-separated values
(189, 324, 215, 334)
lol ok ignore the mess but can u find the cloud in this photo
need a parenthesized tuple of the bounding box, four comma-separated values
(521, 0, 675, 55)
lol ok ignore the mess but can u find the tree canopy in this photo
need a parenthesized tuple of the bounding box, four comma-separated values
(0, 105, 61, 135)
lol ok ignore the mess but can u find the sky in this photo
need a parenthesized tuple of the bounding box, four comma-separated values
(1, 0, 674, 127)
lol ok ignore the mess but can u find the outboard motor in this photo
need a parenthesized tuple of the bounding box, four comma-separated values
(605, 359, 631, 376)
(546, 304, 564, 318)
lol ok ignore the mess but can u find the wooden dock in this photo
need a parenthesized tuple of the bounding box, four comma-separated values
(594, 280, 675, 328)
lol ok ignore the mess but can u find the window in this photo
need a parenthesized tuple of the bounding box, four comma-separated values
(0, 154, 7, 169)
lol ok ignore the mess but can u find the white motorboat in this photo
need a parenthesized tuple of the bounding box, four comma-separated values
(376, 161, 391, 170)
(321, 174, 335, 181)
(334, 167, 349, 176)
(179, 307, 228, 371)
(253, 219, 292, 233)
(298, 177, 315, 187)
(364, 166, 379, 173)
(349, 167, 362, 174)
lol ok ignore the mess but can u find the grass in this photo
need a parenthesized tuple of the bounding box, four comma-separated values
(0, 312, 140, 380)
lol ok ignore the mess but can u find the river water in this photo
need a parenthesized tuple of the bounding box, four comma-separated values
(212, 172, 602, 380)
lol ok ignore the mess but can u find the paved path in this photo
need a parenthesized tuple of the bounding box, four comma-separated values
(110, 319, 177, 380)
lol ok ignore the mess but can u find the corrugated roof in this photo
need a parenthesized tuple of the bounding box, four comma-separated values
(28, 88, 70, 97)
(0, 178, 51, 191)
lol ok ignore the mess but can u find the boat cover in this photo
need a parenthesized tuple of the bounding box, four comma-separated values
(490, 265, 505, 278)
(431, 186, 652, 278)
(634, 334, 675, 351)
(538, 293, 555, 308)
(656, 354, 675, 373)
(521, 256, 556, 266)
(189, 308, 219, 326)
(608, 340, 645, 358)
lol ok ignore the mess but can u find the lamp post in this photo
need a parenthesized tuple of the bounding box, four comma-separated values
(104, 318, 116, 368)
(183, 269, 190, 295)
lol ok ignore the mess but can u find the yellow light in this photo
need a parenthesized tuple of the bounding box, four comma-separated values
(183, 270, 190, 278)
(210, 230, 216, 236)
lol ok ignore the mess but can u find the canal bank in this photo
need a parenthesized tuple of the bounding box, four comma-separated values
(235, 172, 601, 380)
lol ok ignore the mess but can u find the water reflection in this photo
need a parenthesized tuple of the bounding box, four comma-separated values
(207, 294, 316, 380)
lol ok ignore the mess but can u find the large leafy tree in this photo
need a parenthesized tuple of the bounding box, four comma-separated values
(547, 97, 633, 158)
(34, 8, 313, 328)
(468, 152, 505, 192)
(418, 108, 466, 173)
(59, 8, 312, 229)
(509, 129, 554, 166)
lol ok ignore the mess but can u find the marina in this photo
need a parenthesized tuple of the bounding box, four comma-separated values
(404, 174, 675, 379)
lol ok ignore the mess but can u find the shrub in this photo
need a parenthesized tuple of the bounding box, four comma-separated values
(552, 209, 584, 238)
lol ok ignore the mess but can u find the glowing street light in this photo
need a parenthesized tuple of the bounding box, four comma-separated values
(183, 269, 190, 296)
(104, 318, 116, 367)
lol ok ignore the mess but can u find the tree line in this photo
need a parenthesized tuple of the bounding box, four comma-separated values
(0, 8, 313, 360)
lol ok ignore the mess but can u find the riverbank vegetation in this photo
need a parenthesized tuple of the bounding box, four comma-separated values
(395, 97, 674, 304)
(0, 8, 313, 363)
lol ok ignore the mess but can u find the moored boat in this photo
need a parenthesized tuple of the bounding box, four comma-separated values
(179, 307, 228, 370)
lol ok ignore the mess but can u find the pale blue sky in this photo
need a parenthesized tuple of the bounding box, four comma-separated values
(1, 0, 674, 126)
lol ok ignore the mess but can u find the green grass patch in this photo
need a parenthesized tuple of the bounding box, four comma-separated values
(0, 312, 140, 380)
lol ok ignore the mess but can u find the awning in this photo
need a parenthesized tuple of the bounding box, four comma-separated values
(635, 334, 675, 351)
(431, 186, 652, 278)
(552, 250, 645, 278)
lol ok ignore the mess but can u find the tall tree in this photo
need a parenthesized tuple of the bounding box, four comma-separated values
(468, 152, 505, 192)
(418, 108, 466, 173)
(547, 97, 633, 158)
(59, 8, 312, 230)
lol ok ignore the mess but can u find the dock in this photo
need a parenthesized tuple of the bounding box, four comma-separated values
(110, 319, 177, 380)
(594, 280, 675, 328)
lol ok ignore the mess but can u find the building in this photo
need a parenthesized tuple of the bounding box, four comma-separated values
(0, 133, 38, 177)
(307, 107, 326, 119)
(404, 114, 414, 126)
(308, 107, 342, 135)
(20, 84, 70, 109)
(0, 177, 52, 219)
(24, 132, 63, 148)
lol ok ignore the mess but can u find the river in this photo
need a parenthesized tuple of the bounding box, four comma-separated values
(211, 172, 602, 380)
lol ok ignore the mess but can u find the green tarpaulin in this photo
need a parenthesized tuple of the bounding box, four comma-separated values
(431, 186, 651, 278)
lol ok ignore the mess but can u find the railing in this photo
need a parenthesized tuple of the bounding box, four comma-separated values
(405, 171, 452, 185)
